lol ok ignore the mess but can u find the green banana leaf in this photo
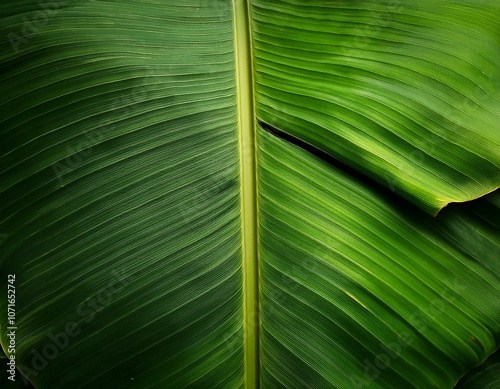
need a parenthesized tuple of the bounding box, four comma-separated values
(252, 0, 500, 215)
(455, 350, 500, 389)
(257, 126, 499, 389)
(0, 0, 498, 388)
(0, 1, 245, 388)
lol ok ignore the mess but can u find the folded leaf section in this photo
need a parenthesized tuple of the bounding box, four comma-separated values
(455, 350, 500, 389)
(251, 0, 500, 214)
(257, 125, 500, 389)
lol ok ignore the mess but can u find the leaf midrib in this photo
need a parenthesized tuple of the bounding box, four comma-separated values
(233, 1, 259, 388)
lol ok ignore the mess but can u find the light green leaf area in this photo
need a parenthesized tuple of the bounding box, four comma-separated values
(251, 0, 500, 214)
(257, 126, 500, 389)
(455, 350, 500, 389)
(0, 1, 244, 388)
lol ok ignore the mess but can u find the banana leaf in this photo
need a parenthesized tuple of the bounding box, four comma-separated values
(455, 351, 500, 389)
(0, 0, 498, 388)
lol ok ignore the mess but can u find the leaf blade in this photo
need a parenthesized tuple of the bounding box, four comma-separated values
(0, 1, 245, 388)
(257, 124, 500, 388)
(251, 0, 500, 214)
